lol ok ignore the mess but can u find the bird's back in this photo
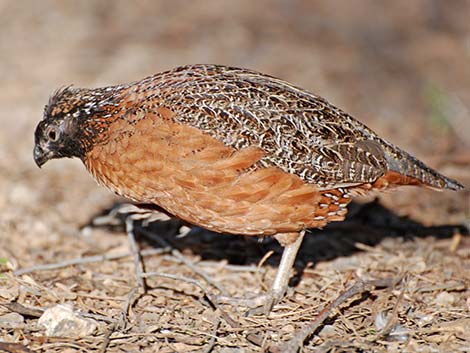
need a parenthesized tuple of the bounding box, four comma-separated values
(128, 64, 462, 191)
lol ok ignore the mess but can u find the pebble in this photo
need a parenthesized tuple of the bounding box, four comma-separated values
(434, 292, 455, 307)
(0, 312, 25, 329)
(374, 311, 409, 342)
(38, 304, 97, 338)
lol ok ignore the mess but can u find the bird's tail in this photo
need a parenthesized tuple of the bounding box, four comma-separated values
(383, 146, 463, 191)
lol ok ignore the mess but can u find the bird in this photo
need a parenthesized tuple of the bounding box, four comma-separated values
(34, 64, 463, 312)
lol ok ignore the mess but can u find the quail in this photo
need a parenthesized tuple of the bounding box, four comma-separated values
(34, 64, 463, 312)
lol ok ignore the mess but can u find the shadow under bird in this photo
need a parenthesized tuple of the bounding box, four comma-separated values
(33, 64, 464, 312)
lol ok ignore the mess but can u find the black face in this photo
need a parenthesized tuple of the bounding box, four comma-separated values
(34, 89, 86, 167)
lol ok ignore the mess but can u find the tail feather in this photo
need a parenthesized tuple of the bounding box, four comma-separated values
(384, 147, 464, 191)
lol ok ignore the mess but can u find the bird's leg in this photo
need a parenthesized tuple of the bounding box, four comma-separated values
(268, 230, 306, 309)
(217, 230, 306, 315)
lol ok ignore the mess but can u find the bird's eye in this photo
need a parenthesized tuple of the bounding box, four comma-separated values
(47, 127, 59, 141)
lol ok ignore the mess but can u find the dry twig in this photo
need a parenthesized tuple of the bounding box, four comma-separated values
(141, 271, 216, 306)
(139, 227, 227, 295)
(125, 218, 146, 289)
(275, 277, 401, 353)
(202, 317, 221, 353)
(13, 248, 169, 276)
(0, 342, 33, 353)
(375, 279, 407, 340)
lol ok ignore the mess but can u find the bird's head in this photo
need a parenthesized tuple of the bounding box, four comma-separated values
(34, 86, 120, 168)
(34, 87, 90, 167)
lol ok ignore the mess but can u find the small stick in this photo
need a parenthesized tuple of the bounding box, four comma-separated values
(1, 302, 117, 324)
(139, 227, 227, 295)
(125, 218, 146, 289)
(141, 270, 245, 338)
(141, 270, 245, 349)
(0, 342, 32, 353)
(202, 317, 221, 353)
(164, 256, 261, 273)
(98, 321, 117, 353)
(142, 271, 213, 299)
(376, 279, 407, 340)
(122, 286, 142, 319)
(277, 278, 400, 353)
(1, 302, 43, 318)
(212, 307, 265, 347)
(13, 248, 170, 276)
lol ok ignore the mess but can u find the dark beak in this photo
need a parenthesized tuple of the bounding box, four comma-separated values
(34, 145, 49, 168)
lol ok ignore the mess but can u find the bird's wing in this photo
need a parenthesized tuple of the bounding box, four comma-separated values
(150, 65, 388, 188)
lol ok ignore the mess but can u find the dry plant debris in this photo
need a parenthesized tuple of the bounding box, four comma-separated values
(1, 213, 469, 352)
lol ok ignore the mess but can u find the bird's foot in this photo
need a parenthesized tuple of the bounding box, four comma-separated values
(215, 288, 286, 316)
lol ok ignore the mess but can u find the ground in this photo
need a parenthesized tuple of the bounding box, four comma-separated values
(0, 1, 469, 352)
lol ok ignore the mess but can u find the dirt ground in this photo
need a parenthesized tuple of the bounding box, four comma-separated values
(0, 1, 469, 352)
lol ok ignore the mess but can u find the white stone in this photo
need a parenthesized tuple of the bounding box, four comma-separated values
(38, 304, 97, 338)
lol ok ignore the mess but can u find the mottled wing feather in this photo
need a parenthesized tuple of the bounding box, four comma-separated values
(136, 65, 389, 188)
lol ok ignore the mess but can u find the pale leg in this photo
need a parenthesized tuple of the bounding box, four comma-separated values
(217, 230, 306, 315)
(269, 229, 306, 307)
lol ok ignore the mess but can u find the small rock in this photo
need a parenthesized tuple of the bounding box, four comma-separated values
(374, 311, 409, 342)
(80, 226, 93, 237)
(0, 285, 19, 300)
(409, 258, 427, 273)
(0, 312, 25, 329)
(415, 313, 434, 327)
(387, 323, 409, 342)
(375, 311, 389, 331)
(318, 324, 336, 339)
(281, 324, 295, 334)
(434, 292, 455, 307)
(38, 304, 97, 338)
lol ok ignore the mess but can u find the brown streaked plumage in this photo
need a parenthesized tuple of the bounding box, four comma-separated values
(33, 64, 464, 311)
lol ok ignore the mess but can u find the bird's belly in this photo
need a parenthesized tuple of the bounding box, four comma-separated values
(84, 118, 349, 235)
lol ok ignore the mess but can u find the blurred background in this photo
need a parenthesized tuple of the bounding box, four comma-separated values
(1, 0, 467, 230)
(0, 1, 468, 350)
